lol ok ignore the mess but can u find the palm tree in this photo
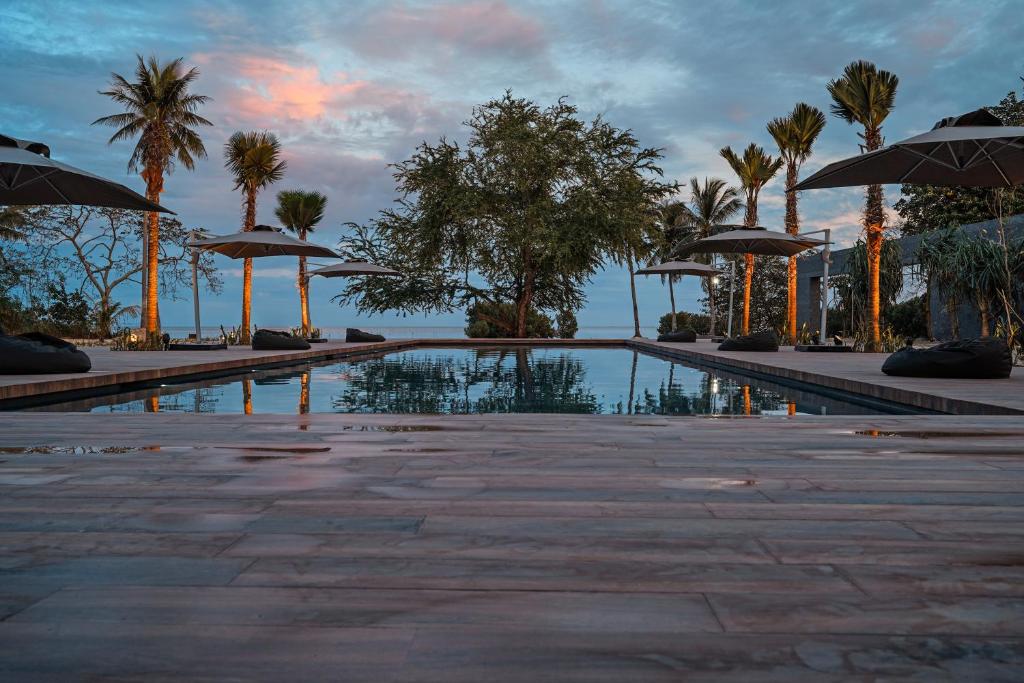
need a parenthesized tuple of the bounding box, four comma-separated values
(224, 131, 287, 343)
(767, 103, 826, 343)
(719, 144, 783, 335)
(670, 178, 743, 335)
(94, 55, 212, 337)
(275, 190, 327, 337)
(827, 60, 899, 349)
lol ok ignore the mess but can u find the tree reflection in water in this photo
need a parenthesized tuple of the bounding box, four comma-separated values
(330, 347, 602, 414)
(326, 348, 792, 416)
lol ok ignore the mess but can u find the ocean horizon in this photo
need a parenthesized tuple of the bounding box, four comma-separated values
(163, 324, 659, 340)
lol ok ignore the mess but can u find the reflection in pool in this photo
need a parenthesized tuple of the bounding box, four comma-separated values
(32, 347, 908, 415)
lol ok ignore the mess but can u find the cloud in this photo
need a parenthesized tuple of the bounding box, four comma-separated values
(343, 1, 548, 65)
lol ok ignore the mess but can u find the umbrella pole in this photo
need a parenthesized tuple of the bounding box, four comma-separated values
(727, 260, 736, 337)
(191, 231, 202, 342)
(668, 276, 677, 332)
(819, 228, 830, 344)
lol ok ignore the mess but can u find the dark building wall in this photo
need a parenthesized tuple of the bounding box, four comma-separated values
(796, 214, 1024, 338)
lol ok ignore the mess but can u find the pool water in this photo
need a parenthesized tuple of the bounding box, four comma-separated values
(33, 347, 908, 415)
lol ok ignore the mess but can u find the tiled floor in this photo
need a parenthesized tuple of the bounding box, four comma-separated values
(1, 412, 1022, 680)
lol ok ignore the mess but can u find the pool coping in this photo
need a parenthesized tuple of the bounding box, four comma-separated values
(627, 339, 1023, 416)
(0, 337, 1019, 415)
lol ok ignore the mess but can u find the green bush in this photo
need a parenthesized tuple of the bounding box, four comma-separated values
(883, 294, 928, 340)
(465, 302, 556, 338)
(657, 311, 710, 335)
(555, 309, 578, 339)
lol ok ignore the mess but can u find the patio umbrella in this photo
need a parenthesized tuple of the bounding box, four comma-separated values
(189, 224, 339, 259)
(309, 261, 402, 278)
(793, 109, 1024, 191)
(678, 226, 827, 337)
(636, 261, 722, 334)
(187, 225, 340, 343)
(677, 225, 827, 258)
(0, 134, 171, 213)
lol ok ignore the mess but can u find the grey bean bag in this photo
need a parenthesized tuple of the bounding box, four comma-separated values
(882, 338, 1012, 379)
(0, 331, 92, 374)
(657, 329, 697, 343)
(251, 329, 311, 351)
(346, 328, 385, 343)
(718, 330, 779, 352)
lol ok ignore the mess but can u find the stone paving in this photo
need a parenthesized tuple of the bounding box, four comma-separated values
(1, 411, 1023, 680)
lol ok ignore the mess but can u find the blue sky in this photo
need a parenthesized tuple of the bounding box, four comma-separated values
(2, 0, 1022, 331)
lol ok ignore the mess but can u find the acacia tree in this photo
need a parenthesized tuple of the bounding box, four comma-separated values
(828, 60, 899, 349)
(767, 103, 826, 343)
(18, 206, 221, 337)
(720, 144, 783, 335)
(338, 92, 674, 337)
(94, 56, 212, 336)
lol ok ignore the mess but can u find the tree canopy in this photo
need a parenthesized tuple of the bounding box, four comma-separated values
(336, 92, 675, 337)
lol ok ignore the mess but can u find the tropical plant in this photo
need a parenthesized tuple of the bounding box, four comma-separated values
(916, 228, 962, 338)
(767, 102, 826, 343)
(275, 190, 327, 337)
(719, 144, 784, 334)
(827, 60, 899, 349)
(337, 92, 673, 338)
(834, 237, 904, 339)
(224, 131, 287, 343)
(94, 55, 212, 337)
(660, 178, 742, 334)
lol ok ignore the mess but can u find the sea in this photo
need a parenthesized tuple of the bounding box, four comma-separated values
(162, 325, 657, 340)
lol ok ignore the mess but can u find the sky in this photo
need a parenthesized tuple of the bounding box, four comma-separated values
(2, 0, 1022, 332)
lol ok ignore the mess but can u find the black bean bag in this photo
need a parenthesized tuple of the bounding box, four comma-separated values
(346, 328, 385, 343)
(0, 331, 92, 374)
(657, 329, 697, 343)
(251, 329, 311, 351)
(718, 330, 779, 352)
(882, 337, 1012, 379)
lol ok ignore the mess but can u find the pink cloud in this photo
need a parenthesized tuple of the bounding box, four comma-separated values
(192, 51, 457, 146)
(346, 1, 547, 62)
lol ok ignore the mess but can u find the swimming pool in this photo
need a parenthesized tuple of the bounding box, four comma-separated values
(28, 346, 913, 415)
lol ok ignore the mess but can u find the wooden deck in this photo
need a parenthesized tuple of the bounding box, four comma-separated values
(636, 339, 1023, 415)
(0, 412, 1022, 680)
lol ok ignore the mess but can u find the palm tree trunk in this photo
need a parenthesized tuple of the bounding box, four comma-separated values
(143, 166, 162, 337)
(627, 250, 641, 337)
(784, 163, 799, 344)
(742, 254, 754, 335)
(864, 127, 885, 350)
(241, 190, 257, 344)
(299, 255, 310, 337)
(979, 301, 990, 338)
(668, 275, 677, 331)
(298, 228, 310, 337)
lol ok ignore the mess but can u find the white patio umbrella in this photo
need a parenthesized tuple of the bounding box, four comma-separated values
(186, 225, 340, 344)
(636, 260, 722, 333)
(794, 109, 1024, 191)
(0, 134, 171, 212)
(678, 226, 827, 337)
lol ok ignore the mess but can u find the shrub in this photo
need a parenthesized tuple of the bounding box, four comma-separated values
(465, 302, 556, 338)
(657, 311, 710, 335)
(555, 309, 578, 339)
